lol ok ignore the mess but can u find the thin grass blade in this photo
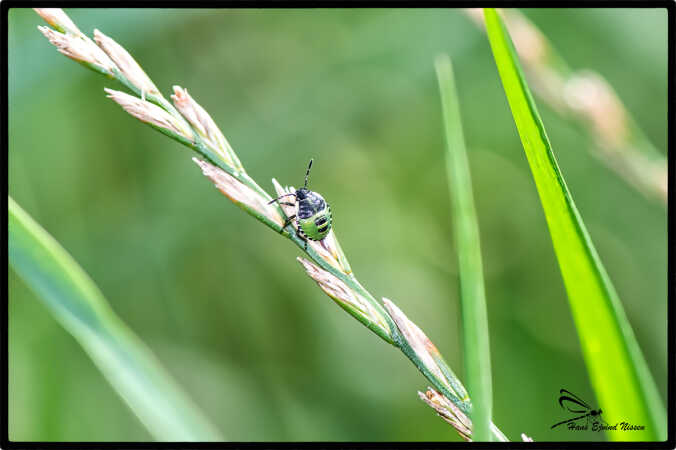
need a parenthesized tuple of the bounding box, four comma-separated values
(483, 9, 666, 441)
(435, 54, 493, 442)
(8, 196, 224, 441)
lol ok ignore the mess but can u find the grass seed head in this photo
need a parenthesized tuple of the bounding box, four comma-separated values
(105, 88, 193, 140)
(38, 26, 117, 75)
(193, 158, 284, 227)
(418, 388, 472, 441)
(94, 30, 160, 96)
(382, 298, 456, 395)
(172, 86, 236, 168)
(297, 257, 391, 338)
(34, 8, 81, 35)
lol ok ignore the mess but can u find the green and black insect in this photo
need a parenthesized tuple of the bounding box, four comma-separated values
(268, 159, 332, 250)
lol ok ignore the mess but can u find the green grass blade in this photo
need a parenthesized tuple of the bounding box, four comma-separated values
(435, 54, 494, 442)
(483, 9, 666, 441)
(8, 196, 224, 442)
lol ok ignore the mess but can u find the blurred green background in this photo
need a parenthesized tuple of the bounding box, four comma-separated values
(8, 8, 667, 442)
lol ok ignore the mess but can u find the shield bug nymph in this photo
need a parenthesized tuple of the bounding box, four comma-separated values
(268, 159, 333, 249)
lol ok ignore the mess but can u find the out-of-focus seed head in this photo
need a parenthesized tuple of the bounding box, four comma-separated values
(463, 9, 547, 65)
(105, 88, 193, 140)
(462, 8, 485, 28)
(38, 26, 117, 74)
(94, 30, 159, 96)
(193, 158, 284, 228)
(502, 9, 548, 66)
(564, 71, 628, 148)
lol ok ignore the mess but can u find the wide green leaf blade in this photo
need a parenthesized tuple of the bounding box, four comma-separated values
(483, 9, 666, 441)
(8, 196, 223, 441)
(436, 54, 493, 442)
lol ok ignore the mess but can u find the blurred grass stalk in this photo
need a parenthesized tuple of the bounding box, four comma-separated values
(465, 8, 667, 205)
(34, 8, 514, 441)
(8, 196, 223, 441)
(435, 54, 493, 442)
(484, 8, 666, 441)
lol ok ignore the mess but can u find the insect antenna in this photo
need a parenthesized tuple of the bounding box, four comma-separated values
(304, 158, 313, 188)
(267, 193, 297, 205)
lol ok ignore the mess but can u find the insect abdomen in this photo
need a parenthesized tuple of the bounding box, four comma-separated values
(297, 204, 332, 241)
(315, 216, 329, 233)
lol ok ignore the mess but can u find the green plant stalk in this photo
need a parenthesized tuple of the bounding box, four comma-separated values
(104, 57, 483, 428)
(108, 60, 474, 408)
(8, 196, 223, 441)
(436, 54, 494, 442)
(37, 15, 510, 439)
(111, 60, 402, 350)
(116, 57, 475, 412)
(484, 8, 666, 441)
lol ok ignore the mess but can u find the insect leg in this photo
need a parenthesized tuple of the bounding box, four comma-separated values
(294, 226, 308, 250)
(280, 214, 296, 234)
(267, 193, 296, 205)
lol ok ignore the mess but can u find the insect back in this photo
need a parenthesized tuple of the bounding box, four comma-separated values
(267, 158, 333, 248)
(296, 187, 332, 241)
